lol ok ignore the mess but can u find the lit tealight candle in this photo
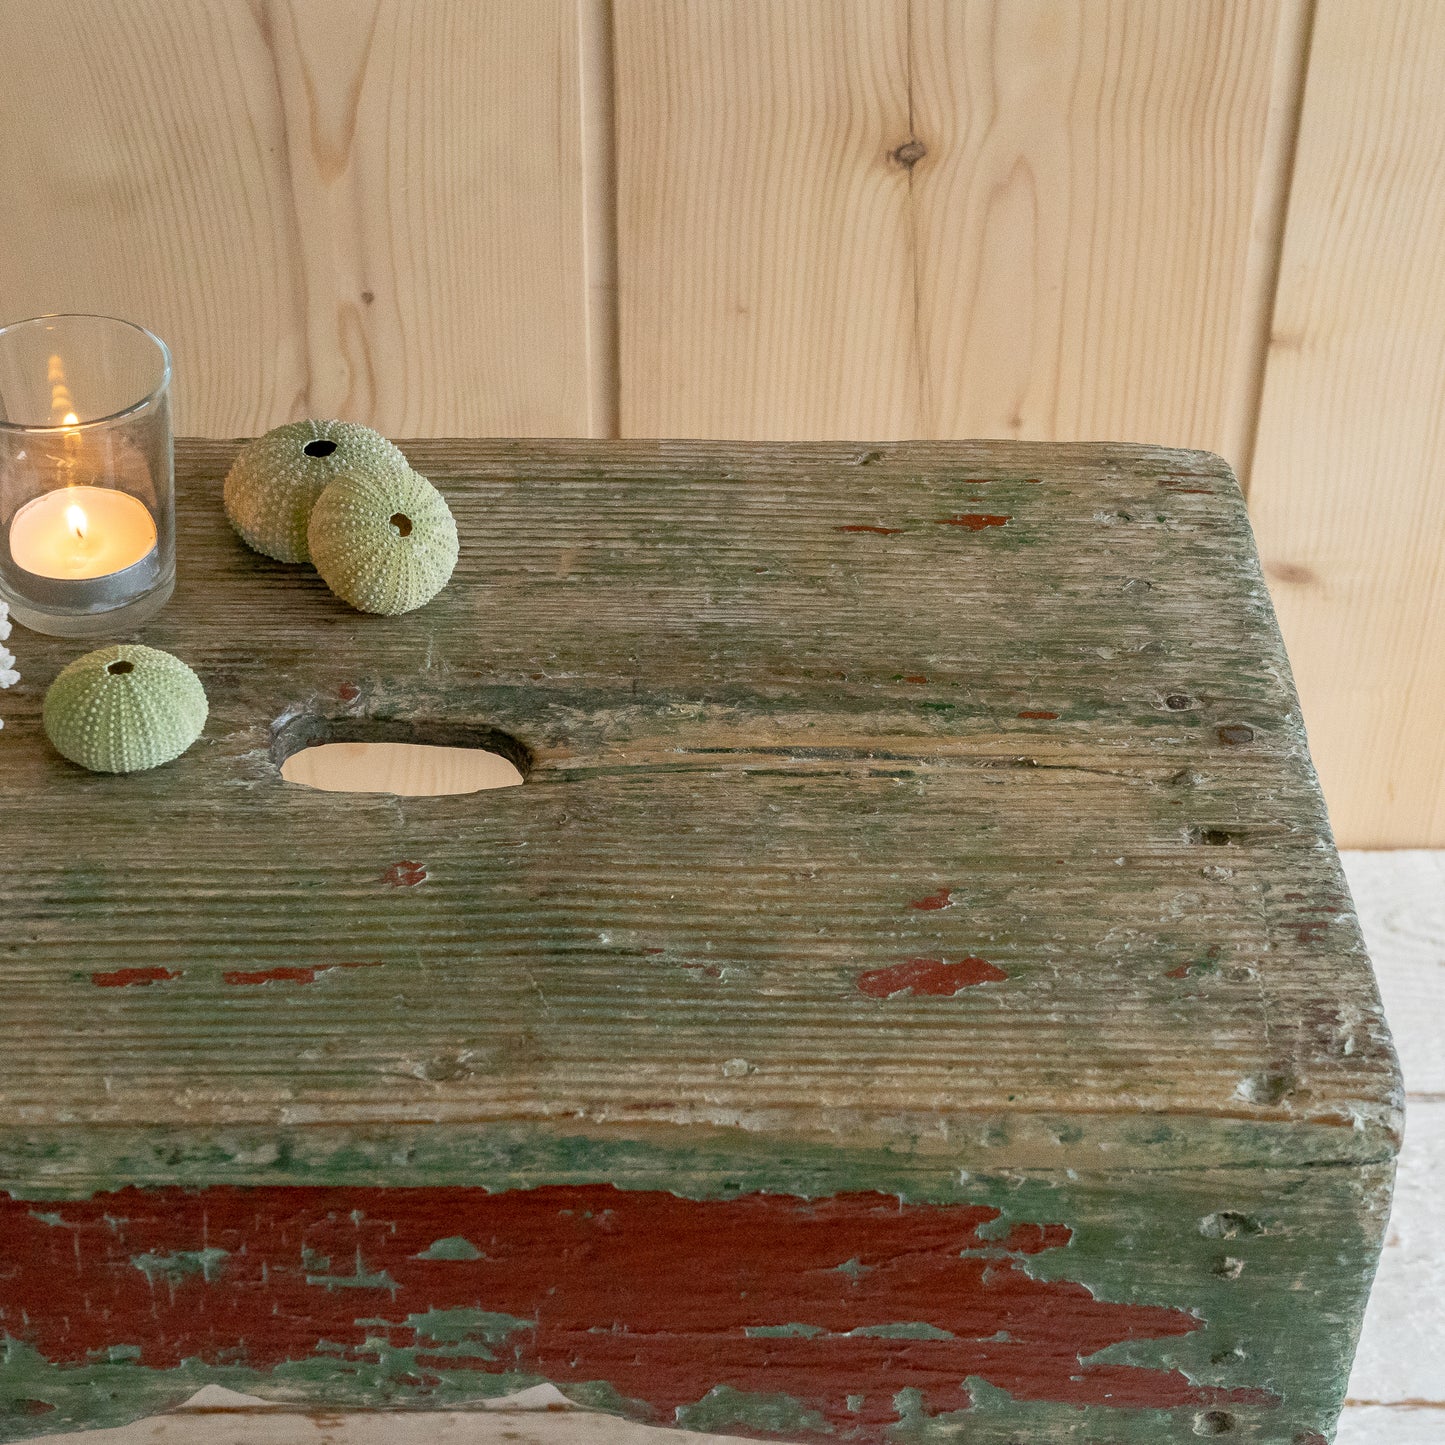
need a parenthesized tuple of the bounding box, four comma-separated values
(8, 486, 160, 606)
(0, 314, 176, 635)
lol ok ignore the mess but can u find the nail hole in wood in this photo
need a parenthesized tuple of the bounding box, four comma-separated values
(272, 715, 532, 797)
(106, 659, 134, 675)
(303, 438, 338, 458)
(390, 512, 413, 538)
(1193, 1410, 1236, 1436)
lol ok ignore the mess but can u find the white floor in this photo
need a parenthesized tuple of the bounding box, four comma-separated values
(29, 852, 1445, 1445)
(1336, 852, 1445, 1445)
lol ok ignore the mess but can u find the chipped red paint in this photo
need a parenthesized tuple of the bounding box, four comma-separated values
(223, 962, 378, 987)
(901, 674, 928, 685)
(934, 513, 1010, 530)
(908, 888, 954, 911)
(1166, 965, 1193, 980)
(857, 956, 1008, 998)
(381, 860, 428, 887)
(836, 525, 903, 535)
(90, 966, 180, 988)
(337, 683, 361, 702)
(14, 1400, 55, 1417)
(996, 1222, 1074, 1254)
(222, 965, 325, 988)
(0, 1184, 1272, 1436)
(1017, 710, 1059, 720)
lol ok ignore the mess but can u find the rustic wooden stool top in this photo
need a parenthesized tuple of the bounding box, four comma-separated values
(0, 440, 1400, 1444)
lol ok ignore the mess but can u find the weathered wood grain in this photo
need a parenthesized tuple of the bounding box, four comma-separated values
(1249, 0, 1445, 848)
(0, 439, 1400, 1176)
(613, 0, 1295, 453)
(0, 0, 591, 437)
(0, 439, 1397, 1443)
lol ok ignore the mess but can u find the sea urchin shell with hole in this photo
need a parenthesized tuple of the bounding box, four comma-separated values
(223, 420, 410, 563)
(43, 645, 208, 773)
(308, 467, 459, 615)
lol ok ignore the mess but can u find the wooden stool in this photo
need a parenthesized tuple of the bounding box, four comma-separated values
(0, 441, 1399, 1444)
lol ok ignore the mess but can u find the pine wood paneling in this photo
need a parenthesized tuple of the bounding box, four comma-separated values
(1250, 0, 1445, 848)
(0, 0, 591, 437)
(614, 0, 1294, 451)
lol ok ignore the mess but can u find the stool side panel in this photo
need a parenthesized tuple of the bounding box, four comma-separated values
(0, 1158, 1390, 1444)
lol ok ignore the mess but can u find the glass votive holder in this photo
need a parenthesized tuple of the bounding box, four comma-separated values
(0, 314, 175, 637)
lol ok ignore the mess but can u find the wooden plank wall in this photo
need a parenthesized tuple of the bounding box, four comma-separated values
(0, 0, 1440, 847)
(1249, 0, 1445, 850)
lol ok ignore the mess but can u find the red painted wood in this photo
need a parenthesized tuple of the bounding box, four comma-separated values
(0, 1184, 1274, 1436)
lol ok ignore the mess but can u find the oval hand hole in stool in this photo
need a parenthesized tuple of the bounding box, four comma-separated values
(282, 742, 522, 796)
(273, 717, 531, 797)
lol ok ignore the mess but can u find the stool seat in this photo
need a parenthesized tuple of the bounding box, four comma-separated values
(0, 439, 1399, 1444)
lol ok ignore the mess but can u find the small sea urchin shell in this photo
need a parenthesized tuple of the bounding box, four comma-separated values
(308, 467, 459, 615)
(224, 420, 410, 563)
(44, 645, 207, 773)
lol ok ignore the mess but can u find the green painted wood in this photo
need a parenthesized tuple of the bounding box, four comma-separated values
(0, 440, 1400, 1442)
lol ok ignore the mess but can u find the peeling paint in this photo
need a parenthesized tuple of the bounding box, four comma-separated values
(415, 1236, 484, 1261)
(857, 957, 1008, 998)
(0, 1182, 1275, 1439)
(90, 967, 180, 988)
(223, 962, 378, 986)
(132, 1247, 228, 1287)
(908, 889, 954, 912)
(933, 514, 1011, 530)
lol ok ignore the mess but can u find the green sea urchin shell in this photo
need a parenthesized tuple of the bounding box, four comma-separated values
(44, 645, 207, 774)
(224, 420, 410, 563)
(308, 467, 459, 615)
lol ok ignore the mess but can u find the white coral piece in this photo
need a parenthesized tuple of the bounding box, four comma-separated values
(0, 601, 15, 727)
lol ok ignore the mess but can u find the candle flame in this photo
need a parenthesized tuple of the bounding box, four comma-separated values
(66, 503, 88, 541)
(62, 412, 79, 426)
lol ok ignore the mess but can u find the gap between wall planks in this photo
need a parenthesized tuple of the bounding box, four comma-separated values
(1248, 0, 1445, 849)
